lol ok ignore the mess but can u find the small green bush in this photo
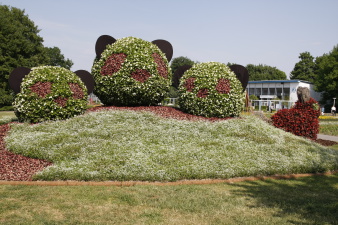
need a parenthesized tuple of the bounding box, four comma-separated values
(178, 62, 245, 117)
(13, 66, 88, 123)
(91, 37, 172, 106)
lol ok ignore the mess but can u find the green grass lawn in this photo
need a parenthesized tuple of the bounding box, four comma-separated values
(319, 121, 338, 136)
(5, 109, 338, 181)
(1, 174, 337, 224)
(0, 111, 16, 125)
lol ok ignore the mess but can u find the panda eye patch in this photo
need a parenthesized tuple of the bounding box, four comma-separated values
(152, 53, 168, 78)
(101, 53, 127, 76)
(30, 81, 52, 98)
(216, 78, 231, 94)
(131, 69, 151, 83)
(69, 83, 84, 99)
(184, 77, 196, 92)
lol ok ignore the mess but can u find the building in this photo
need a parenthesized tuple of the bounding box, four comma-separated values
(246, 80, 322, 111)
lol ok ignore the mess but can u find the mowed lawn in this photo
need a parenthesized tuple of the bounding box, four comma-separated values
(1, 174, 338, 224)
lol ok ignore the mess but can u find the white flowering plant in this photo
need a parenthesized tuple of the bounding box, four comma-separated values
(13, 66, 88, 123)
(91, 37, 172, 106)
(179, 62, 245, 117)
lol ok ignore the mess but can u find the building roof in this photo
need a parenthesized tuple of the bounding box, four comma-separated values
(248, 80, 313, 84)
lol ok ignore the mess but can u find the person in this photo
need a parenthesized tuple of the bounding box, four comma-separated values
(332, 105, 336, 116)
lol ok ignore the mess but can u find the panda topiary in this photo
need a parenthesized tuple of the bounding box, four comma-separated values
(9, 66, 94, 123)
(91, 35, 173, 106)
(177, 62, 248, 118)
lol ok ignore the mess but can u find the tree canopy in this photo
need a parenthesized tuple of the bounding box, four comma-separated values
(0, 5, 73, 107)
(313, 45, 338, 105)
(0, 5, 47, 106)
(246, 64, 287, 81)
(170, 56, 195, 75)
(290, 52, 316, 82)
(44, 47, 73, 70)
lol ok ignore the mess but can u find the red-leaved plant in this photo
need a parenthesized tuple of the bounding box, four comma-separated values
(271, 98, 320, 140)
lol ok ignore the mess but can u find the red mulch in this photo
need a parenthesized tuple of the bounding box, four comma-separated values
(1, 106, 337, 181)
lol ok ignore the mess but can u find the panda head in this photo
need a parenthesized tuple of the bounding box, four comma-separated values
(91, 35, 173, 106)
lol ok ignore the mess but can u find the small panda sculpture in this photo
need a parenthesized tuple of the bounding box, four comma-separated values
(175, 62, 249, 118)
(91, 35, 173, 106)
(9, 66, 94, 123)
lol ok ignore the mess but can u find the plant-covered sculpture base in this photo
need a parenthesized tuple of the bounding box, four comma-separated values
(178, 62, 245, 118)
(91, 36, 172, 106)
(13, 66, 88, 123)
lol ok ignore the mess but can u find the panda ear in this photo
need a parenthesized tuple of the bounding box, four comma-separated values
(172, 65, 192, 89)
(74, 70, 95, 94)
(95, 35, 117, 59)
(152, 39, 173, 62)
(9, 67, 31, 93)
(229, 64, 249, 92)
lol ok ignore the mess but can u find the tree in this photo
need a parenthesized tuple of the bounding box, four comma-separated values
(313, 45, 338, 105)
(290, 52, 316, 82)
(246, 64, 287, 81)
(0, 5, 47, 106)
(170, 56, 195, 75)
(44, 47, 73, 70)
(0, 5, 73, 107)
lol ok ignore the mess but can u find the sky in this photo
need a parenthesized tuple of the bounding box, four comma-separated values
(1, 0, 338, 78)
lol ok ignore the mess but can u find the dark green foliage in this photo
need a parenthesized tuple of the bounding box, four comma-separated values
(314, 45, 338, 105)
(13, 66, 88, 123)
(0, 5, 47, 106)
(290, 52, 316, 82)
(247, 64, 287, 81)
(0, 5, 73, 107)
(44, 47, 73, 70)
(170, 56, 195, 75)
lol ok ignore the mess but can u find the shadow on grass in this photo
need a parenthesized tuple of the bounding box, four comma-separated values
(231, 174, 338, 224)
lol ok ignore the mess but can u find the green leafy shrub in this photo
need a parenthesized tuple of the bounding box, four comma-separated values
(178, 62, 245, 117)
(13, 66, 88, 123)
(91, 37, 172, 106)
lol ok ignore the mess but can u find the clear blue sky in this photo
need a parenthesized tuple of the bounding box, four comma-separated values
(1, 0, 338, 78)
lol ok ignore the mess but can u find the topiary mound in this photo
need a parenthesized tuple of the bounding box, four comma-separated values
(13, 66, 88, 123)
(178, 62, 245, 117)
(271, 98, 320, 140)
(91, 36, 172, 106)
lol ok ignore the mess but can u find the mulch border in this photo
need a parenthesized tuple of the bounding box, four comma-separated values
(1, 171, 337, 186)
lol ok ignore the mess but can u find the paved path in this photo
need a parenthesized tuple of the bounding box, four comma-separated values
(317, 134, 338, 142)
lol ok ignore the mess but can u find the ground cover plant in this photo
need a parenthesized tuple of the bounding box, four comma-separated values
(4, 108, 338, 182)
(1, 174, 337, 224)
